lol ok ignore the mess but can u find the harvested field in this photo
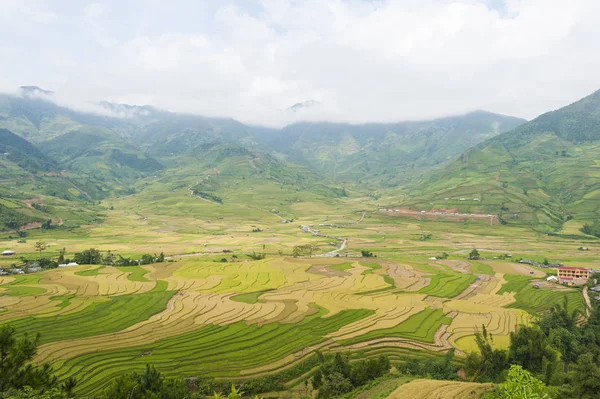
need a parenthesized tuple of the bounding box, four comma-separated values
(387, 379, 494, 398)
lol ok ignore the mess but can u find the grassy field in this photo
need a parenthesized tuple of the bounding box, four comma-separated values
(0, 186, 594, 395)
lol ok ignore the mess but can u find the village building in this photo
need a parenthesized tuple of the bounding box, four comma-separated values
(58, 262, 79, 268)
(1, 250, 15, 256)
(557, 266, 590, 286)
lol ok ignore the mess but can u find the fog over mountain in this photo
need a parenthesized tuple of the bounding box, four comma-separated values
(2, 1, 600, 126)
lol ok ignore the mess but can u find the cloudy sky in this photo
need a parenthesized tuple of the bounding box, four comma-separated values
(1, 0, 600, 126)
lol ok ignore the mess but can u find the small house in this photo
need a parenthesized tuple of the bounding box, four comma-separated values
(546, 275, 559, 282)
(58, 262, 79, 268)
(1, 250, 15, 256)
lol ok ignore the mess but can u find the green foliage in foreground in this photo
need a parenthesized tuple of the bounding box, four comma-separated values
(312, 352, 391, 399)
(396, 348, 459, 380)
(4, 281, 174, 344)
(460, 300, 600, 398)
(485, 365, 550, 399)
(55, 309, 375, 394)
(0, 325, 63, 396)
(498, 275, 585, 314)
(339, 308, 451, 346)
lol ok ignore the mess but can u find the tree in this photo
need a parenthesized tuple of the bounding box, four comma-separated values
(60, 377, 77, 398)
(312, 369, 323, 389)
(468, 249, 480, 260)
(0, 325, 57, 392)
(101, 251, 115, 266)
(156, 252, 165, 263)
(228, 385, 243, 399)
(582, 220, 600, 238)
(465, 325, 508, 382)
(248, 252, 266, 260)
(102, 364, 164, 399)
(139, 254, 154, 265)
(74, 249, 101, 265)
(494, 365, 550, 399)
(538, 297, 579, 335)
(34, 241, 46, 259)
(0, 386, 64, 399)
(292, 245, 318, 258)
(571, 354, 600, 398)
(41, 220, 51, 230)
(57, 248, 66, 264)
(548, 327, 580, 370)
(316, 372, 353, 398)
(509, 325, 554, 373)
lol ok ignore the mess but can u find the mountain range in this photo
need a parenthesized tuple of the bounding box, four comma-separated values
(3, 86, 600, 233)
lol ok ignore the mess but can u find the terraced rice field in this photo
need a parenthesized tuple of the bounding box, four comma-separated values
(0, 254, 586, 395)
(387, 379, 494, 398)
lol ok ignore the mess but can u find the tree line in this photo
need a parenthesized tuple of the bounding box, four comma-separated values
(11, 245, 166, 272)
(397, 298, 600, 398)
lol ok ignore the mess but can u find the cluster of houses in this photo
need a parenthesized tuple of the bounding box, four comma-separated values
(1, 249, 80, 274)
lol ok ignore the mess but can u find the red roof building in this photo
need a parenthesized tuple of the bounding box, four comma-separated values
(557, 266, 589, 286)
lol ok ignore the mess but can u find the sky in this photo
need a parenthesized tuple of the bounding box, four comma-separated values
(1, 0, 600, 127)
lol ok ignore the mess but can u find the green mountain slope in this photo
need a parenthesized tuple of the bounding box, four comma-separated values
(0, 128, 104, 230)
(0, 94, 164, 187)
(0, 128, 57, 178)
(255, 111, 525, 185)
(123, 142, 349, 224)
(407, 89, 600, 232)
(167, 142, 347, 200)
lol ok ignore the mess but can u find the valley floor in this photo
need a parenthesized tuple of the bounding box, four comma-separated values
(0, 192, 595, 396)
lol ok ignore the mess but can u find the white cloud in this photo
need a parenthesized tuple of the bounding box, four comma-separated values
(1, 0, 600, 126)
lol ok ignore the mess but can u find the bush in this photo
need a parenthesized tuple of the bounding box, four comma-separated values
(248, 252, 266, 260)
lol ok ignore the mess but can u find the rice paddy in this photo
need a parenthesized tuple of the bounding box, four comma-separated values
(387, 379, 494, 398)
(0, 191, 592, 395)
